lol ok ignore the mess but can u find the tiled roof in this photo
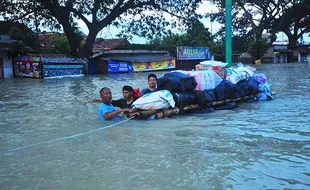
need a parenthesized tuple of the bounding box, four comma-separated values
(39, 32, 59, 47)
(39, 34, 131, 52)
(92, 38, 131, 52)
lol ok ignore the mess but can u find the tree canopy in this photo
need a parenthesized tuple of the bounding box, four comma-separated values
(209, 0, 310, 61)
(1, 0, 203, 58)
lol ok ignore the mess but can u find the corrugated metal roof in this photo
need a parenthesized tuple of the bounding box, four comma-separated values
(299, 47, 310, 53)
(103, 49, 169, 54)
(101, 55, 175, 62)
(41, 54, 88, 64)
(274, 48, 293, 53)
(91, 50, 170, 59)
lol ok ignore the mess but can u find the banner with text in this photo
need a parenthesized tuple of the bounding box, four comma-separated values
(132, 59, 175, 72)
(177, 46, 211, 60)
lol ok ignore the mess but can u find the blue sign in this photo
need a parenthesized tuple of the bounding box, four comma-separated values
(43, 64, 84, 78)
(177, 46, 212, 60)
(108, 60, 133, 73)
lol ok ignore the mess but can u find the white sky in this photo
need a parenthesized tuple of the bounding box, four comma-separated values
(74, 1, 309, 44)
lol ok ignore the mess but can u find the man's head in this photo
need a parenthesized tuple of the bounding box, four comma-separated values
(100, 87, 112, 103)
(122, 85, 134, 101)
(148, 73, 157, 88)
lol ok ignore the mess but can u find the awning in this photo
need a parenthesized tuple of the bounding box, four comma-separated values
(274, 48, 293, 53)
(100, 55, 175, 63)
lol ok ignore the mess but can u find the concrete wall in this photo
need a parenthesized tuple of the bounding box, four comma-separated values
(0, 51, 13, 78)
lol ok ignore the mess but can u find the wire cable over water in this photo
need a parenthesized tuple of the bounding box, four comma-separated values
(5, 117, 135, 153)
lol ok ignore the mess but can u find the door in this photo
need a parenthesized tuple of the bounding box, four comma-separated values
(0, 58, 4, 79)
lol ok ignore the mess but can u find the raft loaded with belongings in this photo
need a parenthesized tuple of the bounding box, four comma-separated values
(128, 62, 275, 120)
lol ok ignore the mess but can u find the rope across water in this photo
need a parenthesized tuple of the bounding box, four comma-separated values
(4, 117, 135, 153)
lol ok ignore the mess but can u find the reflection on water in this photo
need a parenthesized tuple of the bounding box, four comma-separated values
(0, 63, 310, 189)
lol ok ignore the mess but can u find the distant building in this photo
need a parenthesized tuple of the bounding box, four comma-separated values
(13, 54, 87, 79)
(0, 35, 35, 78)
(91, 50, 175, 74)
(298, 46, 310, 63)
(0, 35, 12, 78)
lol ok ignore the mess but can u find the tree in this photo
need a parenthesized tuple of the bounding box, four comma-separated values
(148, 18, 215, 56)
(2, 0, 203, 58)
(209, 0, 284, 62)
(270, 0, 310, 50)
(0, 21, 39, 51)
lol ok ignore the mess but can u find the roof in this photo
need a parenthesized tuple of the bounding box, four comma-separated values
(39, 32, 60, 47)
(41, 54, 88, 64)
(273, 41, 289, 46)
(0, 41, 35, 52)
(92, 49, 170, 59)
(92, 38, 131, 52)
(0, 43, 9, 51)
(100, 54, 175, 63)
(274, 48, 293, 53)
(299, 47, 310, 53)
(39, 34, 131, 53)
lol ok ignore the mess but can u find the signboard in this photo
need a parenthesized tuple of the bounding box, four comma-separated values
(108, 60, 133, 73)
(132, 59, 175, 72)
(177, 46, 211, 60)
(14, 55, 42, 78)
(43, 64, 84, 78)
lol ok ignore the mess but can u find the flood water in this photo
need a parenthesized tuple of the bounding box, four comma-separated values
(0, 63, 310, 189)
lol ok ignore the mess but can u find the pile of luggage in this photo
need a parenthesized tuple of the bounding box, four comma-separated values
(131, 63, 274, 114)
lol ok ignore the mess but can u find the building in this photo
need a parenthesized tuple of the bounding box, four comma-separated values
(0, 35, 35, 78)
(14, 54, 87, 79)
(298, 45, 310, 63)
(0, 35, 13, 78)
(92, 50, 175, 73)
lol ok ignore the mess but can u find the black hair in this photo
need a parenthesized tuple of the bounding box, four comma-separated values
(122, 85, 133, 92)
(148, 73, 157, 81)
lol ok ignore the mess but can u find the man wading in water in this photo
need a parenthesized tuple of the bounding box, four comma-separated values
(140, 73, 158, 96)
(97, 87, 131, 120)
(89, 85, 137, 109)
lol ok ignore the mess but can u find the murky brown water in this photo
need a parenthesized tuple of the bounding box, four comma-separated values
(0, 63, 309, 189)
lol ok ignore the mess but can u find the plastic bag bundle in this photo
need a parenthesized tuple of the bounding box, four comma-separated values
(225, 63, 255, 84)
(173, 70, 222, 90)
(132, 90, 175, 110)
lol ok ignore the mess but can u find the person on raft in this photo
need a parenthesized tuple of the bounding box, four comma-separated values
(140, 73, 158, 96)
(89, 85, 137, 109)
(98, 87, 132, 120)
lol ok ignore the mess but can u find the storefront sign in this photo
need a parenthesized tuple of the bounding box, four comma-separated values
(132, 59, 175, 72)
(108, 60, 133, 73)
(177, 46, 211, 60)
(43, 64, 84, 78)
(14, 55, 42, 78)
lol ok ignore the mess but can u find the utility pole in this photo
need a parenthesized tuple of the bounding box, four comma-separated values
(225, 0, 232, 67)
(34, 0, 40, 53)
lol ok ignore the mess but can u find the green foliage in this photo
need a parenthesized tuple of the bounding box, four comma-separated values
(50, 34, 70, 54)
(8, 41, 27, 57)
(248, 38, 269, 61)
(1, 0, 203, 57)
(148, 18, 215, 56)
(0, 21, 39, 52)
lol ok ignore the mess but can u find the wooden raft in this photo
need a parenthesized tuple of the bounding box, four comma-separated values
(128, 92, 276, 120)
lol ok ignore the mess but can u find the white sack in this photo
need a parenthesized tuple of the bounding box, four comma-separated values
(132, 90, 175, 110)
